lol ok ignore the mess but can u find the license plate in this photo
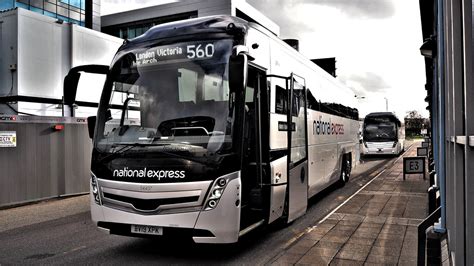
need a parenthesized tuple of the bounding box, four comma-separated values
(131, 225, 163, 236)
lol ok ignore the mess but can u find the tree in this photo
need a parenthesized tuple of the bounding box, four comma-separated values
(405, 110, 423, 119)
(405, 110, 429, 137)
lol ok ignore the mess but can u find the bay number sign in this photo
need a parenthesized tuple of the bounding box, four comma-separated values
(403, 156, 426, 180)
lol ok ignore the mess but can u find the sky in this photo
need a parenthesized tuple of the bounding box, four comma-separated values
(101, 0, 428, 119)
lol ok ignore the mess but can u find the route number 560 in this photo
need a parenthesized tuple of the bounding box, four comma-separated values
(187, 44, 215, 59)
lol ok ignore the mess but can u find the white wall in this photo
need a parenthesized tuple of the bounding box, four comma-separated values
(102, 0, 231, 27)
(0, 10, 18, 115)
(101, 0, 279, 36)
(0, 10, 18, 97)
(0, 8, 122, 117)
(72, 24, 122, 104)
(17, 9, 70, 99)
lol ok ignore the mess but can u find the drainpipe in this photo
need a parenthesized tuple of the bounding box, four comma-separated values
(434, 0, 447, 233)
(65, 23, 75, 117)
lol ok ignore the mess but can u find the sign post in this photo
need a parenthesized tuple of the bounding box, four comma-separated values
(403, 157, 426, 180)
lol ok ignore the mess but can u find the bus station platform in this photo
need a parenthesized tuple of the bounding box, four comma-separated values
(269, 143, 429, 265)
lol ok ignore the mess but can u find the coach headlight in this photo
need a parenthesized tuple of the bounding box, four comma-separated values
(217, 178, 226, 187)
(212, 188, 223, 198)
(392, 140, 398, 148)
(91, 173, 102, 205)
(204, 178, 228, 211)
(208, 200, 217, 209)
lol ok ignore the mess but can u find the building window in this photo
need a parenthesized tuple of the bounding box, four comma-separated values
(0, 1, 15, 11)
(5, 0, 89, 27)
(30, 0, 43, 9)
(15, 1, 29, 9)
(67, 0, 82, 9)
(44, 1, 56, 14)
(102, 11, 198, 39)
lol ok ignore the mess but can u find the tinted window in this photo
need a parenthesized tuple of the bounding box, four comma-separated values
(275, 85, 287, 114)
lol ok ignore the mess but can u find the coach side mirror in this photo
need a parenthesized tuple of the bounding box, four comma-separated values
(87, 116, 96, 139)
(106, 109, 112, 121)
(229, 52, 248, 93)
(64, 72, 81, 106)
(63, 65, 109, 106)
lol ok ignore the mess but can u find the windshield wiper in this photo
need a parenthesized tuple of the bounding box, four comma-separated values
(152, 147, 216, 167)
(98, 143, 148, 163)
(99, 143, 216, 167)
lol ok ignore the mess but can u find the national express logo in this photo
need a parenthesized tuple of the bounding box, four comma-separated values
(113, 167, 185, 180)
(313, 116, 345, 135)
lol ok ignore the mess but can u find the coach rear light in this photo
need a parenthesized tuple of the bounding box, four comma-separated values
(392, 141, 398, 148)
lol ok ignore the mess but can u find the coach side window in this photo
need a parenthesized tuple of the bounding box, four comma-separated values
(275, 85, 288, 114)
(292, 87, 305, 116)
(307, 90, 320, 111)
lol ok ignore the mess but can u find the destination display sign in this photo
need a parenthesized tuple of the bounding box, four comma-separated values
(132, 40, 231, 67)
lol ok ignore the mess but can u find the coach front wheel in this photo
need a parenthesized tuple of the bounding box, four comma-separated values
(339, 155, 351, 186)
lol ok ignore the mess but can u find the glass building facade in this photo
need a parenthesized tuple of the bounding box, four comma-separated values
(0, 0, 87, 26)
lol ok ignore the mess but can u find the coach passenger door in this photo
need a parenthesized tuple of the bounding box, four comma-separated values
(287, 74, 308, 222)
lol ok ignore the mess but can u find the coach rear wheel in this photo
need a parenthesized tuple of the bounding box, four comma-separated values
(339, 155, 351, 186)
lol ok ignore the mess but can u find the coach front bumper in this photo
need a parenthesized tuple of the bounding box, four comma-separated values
(90, 171, 242, 243)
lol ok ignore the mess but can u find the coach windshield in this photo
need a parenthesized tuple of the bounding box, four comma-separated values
(363, 117, 398, 142)
(95, 39, 237, 158)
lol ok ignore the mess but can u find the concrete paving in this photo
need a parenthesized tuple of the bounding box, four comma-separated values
(0, 194, 89, 233)
(269, 143, 428, 266)
(0, 145, 412, 265)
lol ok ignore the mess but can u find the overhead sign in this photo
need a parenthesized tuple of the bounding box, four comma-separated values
(421, 129, 428, 135)
(403, 156, 425, 180)
(0, 131, 17, 147)
(417, 147, 428, 157)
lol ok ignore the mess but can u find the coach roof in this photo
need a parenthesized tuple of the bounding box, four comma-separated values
(119, 15, 249, 50)
(364, 112, 401, 125)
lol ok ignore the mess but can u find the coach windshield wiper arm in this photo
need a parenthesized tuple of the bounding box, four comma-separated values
(100, 143, 215, 167)
(98, 143, 148, 163)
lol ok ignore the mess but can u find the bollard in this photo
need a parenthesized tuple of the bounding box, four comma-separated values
(429, 170, 436, 186)
(428, 185, 439, 213)
(417, 207, 441, 266)
(429, 161, 435, 172)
